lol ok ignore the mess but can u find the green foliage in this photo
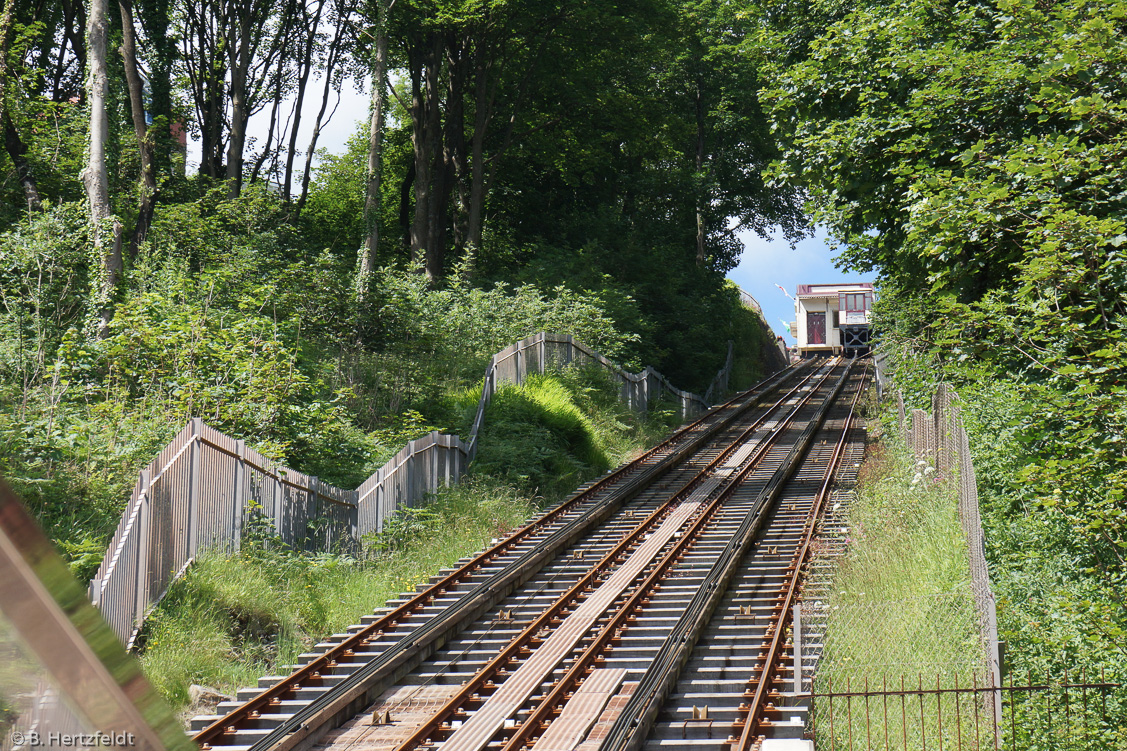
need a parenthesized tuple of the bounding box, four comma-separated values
(0, 203, 90, 380)
(470, 367, 677, 501)
(0, 182, 677, 575)
(765, 0, 1127, 304)
(767, 0, 1127, 689)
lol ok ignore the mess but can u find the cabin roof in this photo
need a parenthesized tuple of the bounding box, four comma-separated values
(795, 282, 874, 298)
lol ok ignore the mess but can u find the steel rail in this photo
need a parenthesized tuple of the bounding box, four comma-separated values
(594, 360, 856, 751)
(208, 364, 811, 751)
(733, 359, 869, 751)
(194, 363, 804, 749)
(495, 366, 843, 751)
(392, 364, 840, 751)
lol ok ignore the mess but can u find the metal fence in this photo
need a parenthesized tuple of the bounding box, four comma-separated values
(805, 671, 1124, 751)
(737, 286, 764, 317)
(467, 333, 731, 461)
(90, 332, 733, 649)
(793, 372, 1007, 748)
(902, 384, 1002, 695)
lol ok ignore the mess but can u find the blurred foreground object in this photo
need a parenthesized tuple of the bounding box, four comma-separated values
(0, 477, 192, 751)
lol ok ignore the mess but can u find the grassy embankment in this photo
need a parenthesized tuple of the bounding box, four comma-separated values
(138, 366, 679, 714)
(812, 396, 983, 749)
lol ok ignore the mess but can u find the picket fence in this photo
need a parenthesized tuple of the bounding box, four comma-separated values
(89, 331, 733, 648)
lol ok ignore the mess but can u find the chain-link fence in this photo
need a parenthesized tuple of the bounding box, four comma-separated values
(794, 376, 1005, 749)
(800, 591, 986, 684)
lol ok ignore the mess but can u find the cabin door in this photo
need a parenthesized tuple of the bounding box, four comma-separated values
(807, 312, 826, 345)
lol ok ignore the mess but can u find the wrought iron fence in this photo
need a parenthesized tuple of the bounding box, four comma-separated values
(804, 670, 1125, 751)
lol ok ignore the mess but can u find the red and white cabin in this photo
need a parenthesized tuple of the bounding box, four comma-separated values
(789, 282, 874, 357)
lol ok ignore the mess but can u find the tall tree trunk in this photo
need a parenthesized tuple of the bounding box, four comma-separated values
(465, 55, 493, 275)
(136, 0, 174, 175)
(4, 116, 43, 212)
(119, 0, 157, 258)
(399, 160, 415, 257)
(408, 39, 430, 265)
(444, 33, 468, 261)
(296, 2, 353, 214)
(226, 18, 252, 197)
(250, 69, 285, 183)
(694, 79, 706, 267)
(358, 0, 389, 300)
(283, 0, 320, 199)
(187, 0, 225, 179)
(421, 34, 445, 283)
(82, 0, 124, 339)
(50, 0, 75, 100)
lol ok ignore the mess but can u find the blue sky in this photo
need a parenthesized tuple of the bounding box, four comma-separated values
(727, 227, 876, 345)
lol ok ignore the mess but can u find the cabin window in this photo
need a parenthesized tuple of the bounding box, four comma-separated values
(839, 292, 872, 313)
(832, 311, 839, 328)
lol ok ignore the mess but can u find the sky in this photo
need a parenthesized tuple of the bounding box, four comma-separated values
(184, 79, 370, 176)
(727, 227, 876, 346)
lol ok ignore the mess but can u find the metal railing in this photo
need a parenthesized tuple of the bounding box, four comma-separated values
(89, 332, 734, 648)
(795, 374, 1005, 743)
(805, 670, 1123, 750)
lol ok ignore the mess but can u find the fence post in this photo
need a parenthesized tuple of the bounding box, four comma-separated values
(896, 390, 906, 444)
(132, 470, 151, 642)
(987, 594, 1003, 728)
(430, 434, 439, 495)
(232, 439, 246, 549)
(375, 468, 386, 534)
(187, 418, 202, 556)
(405, 441, 415, 509)
(934, 384, 947, 473)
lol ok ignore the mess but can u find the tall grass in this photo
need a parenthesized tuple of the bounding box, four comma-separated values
(812, 421, 986, 750)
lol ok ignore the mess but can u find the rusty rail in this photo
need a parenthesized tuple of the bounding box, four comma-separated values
(734, 359, 869, 750)
(394, 365, 839, 751)
(195, 363, 809, 750)
(592, 359, 858, 751)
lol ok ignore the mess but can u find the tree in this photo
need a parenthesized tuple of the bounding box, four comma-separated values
(82, 0, 123, 337)
(119, 0, 157, 256)
(358, 0, 392, 298)
(763, 0, 1127, 656)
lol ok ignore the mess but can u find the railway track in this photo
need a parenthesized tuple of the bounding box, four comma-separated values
(191, 357, 869, 751)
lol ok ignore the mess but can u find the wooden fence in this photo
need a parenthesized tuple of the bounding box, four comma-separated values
(90, 332, 733, 648)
